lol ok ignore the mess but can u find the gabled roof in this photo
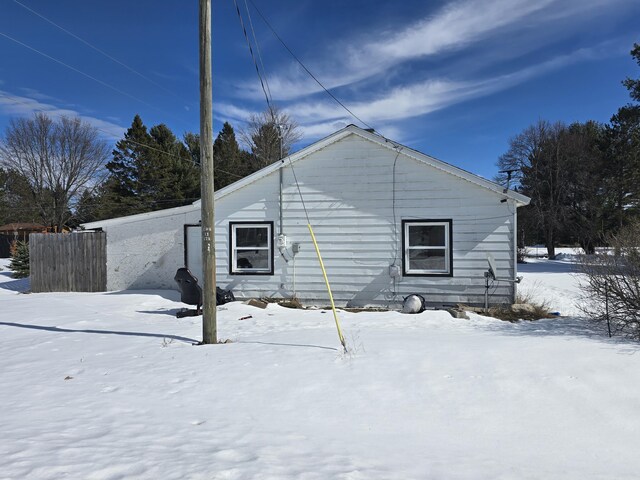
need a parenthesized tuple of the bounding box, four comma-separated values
(208, 124, 530, 206)
(83, 124, 529, 229)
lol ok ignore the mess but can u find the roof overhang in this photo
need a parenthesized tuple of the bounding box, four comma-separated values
(82, 125, 530, 229)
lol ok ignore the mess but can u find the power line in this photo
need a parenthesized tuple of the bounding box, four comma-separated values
(11, 0, 195, 110)
(243, 0, 272, 104)
(246, 0, 377, 133)
(0, 92, 245, 180)
(232, 0, 272, 110)
(0, 31, 192, 132)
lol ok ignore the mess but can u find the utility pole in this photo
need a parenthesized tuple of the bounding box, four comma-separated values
(199, 0, 216, 344)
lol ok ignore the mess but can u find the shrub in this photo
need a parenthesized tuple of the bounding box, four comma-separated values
(577, 220, 640, 339)
(9, 240, 30, 278)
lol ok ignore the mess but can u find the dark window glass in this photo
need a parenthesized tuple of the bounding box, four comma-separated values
(235, 227, 268, 248)
(408, 225, 445, 247)
(235, 250, 269, 269)
(408, 249, 446, 271)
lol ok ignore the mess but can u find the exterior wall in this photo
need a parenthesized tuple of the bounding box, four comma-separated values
(89, 207, 199, 290)
(205, 134, 515, 307)
(92, 132, 518, 306)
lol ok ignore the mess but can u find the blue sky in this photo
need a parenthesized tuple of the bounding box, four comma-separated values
(0, 0, 639, 178)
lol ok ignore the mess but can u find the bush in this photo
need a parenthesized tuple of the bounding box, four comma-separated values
(517, 246, 530, 263)
(9, 240, 30, 278)
(577, 220, 640, 339)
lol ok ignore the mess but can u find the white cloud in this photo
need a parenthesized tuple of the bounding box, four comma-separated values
(242, 0, 632, 102)
(287, 45, 604, 140)
(297, 120, 350, 140)
(0, 89, 125, 138)
(214, 103, 258, 124)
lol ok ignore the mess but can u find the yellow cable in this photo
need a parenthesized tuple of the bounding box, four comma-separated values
(307, 224, 347, 351)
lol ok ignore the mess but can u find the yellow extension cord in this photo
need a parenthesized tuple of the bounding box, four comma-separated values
(307, 224, 347, 351)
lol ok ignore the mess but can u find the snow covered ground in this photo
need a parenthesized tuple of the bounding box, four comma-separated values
(1, 255, 640, 479)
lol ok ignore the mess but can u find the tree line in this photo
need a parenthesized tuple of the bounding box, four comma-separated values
(2, 43, 638, 252)
(498, 43, 640, 258)
(0, 106, 299, 229)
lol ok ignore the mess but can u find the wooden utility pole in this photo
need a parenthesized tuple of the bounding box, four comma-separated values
(199, 0, 216, 344)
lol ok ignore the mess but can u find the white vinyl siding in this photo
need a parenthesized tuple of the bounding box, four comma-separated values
(90, 130, 520, 306)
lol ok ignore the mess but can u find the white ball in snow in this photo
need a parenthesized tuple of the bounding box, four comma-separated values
(403, 295, 424, 314)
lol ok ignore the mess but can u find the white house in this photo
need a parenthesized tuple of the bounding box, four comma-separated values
(83, 125, 530, 307)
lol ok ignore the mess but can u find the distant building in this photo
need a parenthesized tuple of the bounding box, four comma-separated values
(0, 223, 47, 258)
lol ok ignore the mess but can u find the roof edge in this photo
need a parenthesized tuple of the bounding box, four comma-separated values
(345, 126, 531, 206)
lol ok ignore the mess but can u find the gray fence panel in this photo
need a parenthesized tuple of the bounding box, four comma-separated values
(29, 232, 107, 292)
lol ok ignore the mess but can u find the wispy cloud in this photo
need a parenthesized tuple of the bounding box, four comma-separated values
(290, 45, 609, 141)
(242, 0, 632, 102)
(0, 89, 125, 138)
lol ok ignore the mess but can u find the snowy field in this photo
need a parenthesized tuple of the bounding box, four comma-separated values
(1, 253, 640, 479)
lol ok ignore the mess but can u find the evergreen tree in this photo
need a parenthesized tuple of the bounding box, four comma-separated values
(100, 115, 200, 219)
(71, 190, 100, 225)
(603, 43, 640, 230)
(213, 122, 246, 190)
(184, 132, 201, 166)
(145, 124, 200, 209)
(603, 106, 640, 229)
(561, 121, 607, 253)
(103, 114, 153, 217)
(622, 43, 640, 103)
(9, 240, 29, 278)
(0, 168, 41, 225)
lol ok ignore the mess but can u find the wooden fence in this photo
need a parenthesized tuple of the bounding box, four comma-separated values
(29, 232, 107, 292)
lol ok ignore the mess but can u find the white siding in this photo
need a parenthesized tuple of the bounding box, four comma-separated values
(94, 132, 517, 306)
(208, 134, 514, 306)
(93, 208, 199, 290)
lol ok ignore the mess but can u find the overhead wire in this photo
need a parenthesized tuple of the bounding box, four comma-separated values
(231, 2, 346, 351)
(0, 92, 244, 181)
(232, 0, 272, 111)
(246, 0, 377, 134)
(0, 32, 192, 132)
(11, 0, 195, 109)
(243, 0, 272, 104)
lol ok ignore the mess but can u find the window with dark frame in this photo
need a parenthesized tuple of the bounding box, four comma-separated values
(402, 219, 452, 276)
(229, 222, 273, 275)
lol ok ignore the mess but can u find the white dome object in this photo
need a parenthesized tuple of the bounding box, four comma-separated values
(403, 294, 424, 314)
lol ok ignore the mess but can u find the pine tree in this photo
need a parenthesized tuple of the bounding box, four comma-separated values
(622, 43, 640, 103)
(100, 115, 200, 218)
(103, 114, 152, 217)
(213, 122, 247, 190)
(9, 240, 30, 278)
(145, 124, 200, 209)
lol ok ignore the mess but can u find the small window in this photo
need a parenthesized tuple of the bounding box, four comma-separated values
(229, 222, 274, 275)
(403, 220, 452, 276)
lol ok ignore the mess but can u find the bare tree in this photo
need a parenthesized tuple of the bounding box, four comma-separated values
(577, 220, 640, 340)
(497, 120, 573, 259)
(0, 113, 110, 230)
(240, 105, 302, 169)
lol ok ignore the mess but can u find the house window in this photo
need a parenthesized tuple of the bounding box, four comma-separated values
(402, 219, 452, 276)
(229, 222, 274, 275)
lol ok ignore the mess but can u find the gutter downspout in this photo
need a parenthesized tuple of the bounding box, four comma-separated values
(279, 160, 284, 237)
(512, 199, 518, 304)
(277, 128, 289, 263)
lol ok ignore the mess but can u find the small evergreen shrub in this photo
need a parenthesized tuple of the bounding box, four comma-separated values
(9, 240, 30, 278)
